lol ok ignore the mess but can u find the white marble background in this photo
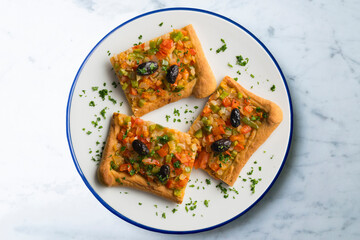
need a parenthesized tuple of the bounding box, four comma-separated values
(0, 0, 359, 239)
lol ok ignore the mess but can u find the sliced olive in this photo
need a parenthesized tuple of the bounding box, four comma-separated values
(166, 65, 179, 84)
(211, 138, 231, 152)
(136, 61, 158, 76)
(230, 108, 241, 127)
(158, 164, 170, 182)
(132, 139, 149, 155)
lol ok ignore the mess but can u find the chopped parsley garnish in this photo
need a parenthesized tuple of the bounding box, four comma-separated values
(234, 77, 238, 81)
(227, 63, 233, 68)
(250, 178, 262, 194)
(210, 48, 212, 51)
(100, 107, 108, 119)
(236, 55, 249, 66)
(205, 179, 211, 185)
(165, 115, 170, 122)
(91, 120, 98, 128)
(108, 96, 117, 104)
(138, 202, 142, 205)
(137, 68, 147, 75)
(162, 213, 166, 219)
(237, 70, 241, 75)
(157, 135, 170, 144)
(112, 81, 118, 88)
(138, 35, 142, 40)
(159, 22, 163, 27)
(173, 108, 180, 116)
(189, 184, 195, 188)
(89, 101, 95, 107)
(259, 166, 262, 171)
(172, 208, 177, 213)
(204, 200, 209, 207)
(107, 50, 111, 56)
(98, 89, 108, 100)
(173, 160, 181, 168)
(216, 183, 229, 198)
(86, 131, 92, 135)
(270, 84, 276, 92)
(92, 86, 98, 91)
(216, 38, 227, 53)
(194, 106, 198, 109)
(250, 74, 255, 78)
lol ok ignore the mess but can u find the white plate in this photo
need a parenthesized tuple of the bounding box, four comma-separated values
(66, 8, 293, 234)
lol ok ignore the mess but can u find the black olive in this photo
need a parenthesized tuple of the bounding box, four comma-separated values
(158, 164, 170, 182)
(166, 65, 179, 84)
(136, 61, 158, 76)
(132, 139, 149, 155)
(211, 138, 231, 152)
(230, 108, 241, 127)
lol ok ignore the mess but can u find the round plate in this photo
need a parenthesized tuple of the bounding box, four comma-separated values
(66, 8, 293, 234)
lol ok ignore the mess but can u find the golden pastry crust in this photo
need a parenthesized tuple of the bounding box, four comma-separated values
(189, 76, 283, 186)
(110, 24, 216, 117)
(185, 25, 217, 98)
(98, 113, 197, 203)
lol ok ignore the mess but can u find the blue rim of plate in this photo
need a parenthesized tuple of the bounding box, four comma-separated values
(66, 7, 293, 234)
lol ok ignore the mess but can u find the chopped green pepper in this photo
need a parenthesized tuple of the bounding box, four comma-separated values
(150, 40, 157, 49)
(170, 31, 183, 42)
(174, 86, 185, 92)
(128, 52, 144, 59)
(203, 125, 213, 133)
(124, 116, 131, 125)
(156, 124, 164, 130)
(241, 117, 259, 129)
(149, 124, 156, 132)
(219, 91, 229, 100)
(201, 117, 211, 126)
(138, 99, 145, 107)
(174, 189, 181, 197)
(131, 80, 138, 88)
(119, 68, 128, 76)
(182, 36, 189, 41)
(210, 104, 220, 113)
(166, 154, 173, 163)
(194, 129, 203, 138)
(237, 92, 243, 99)
(121, 82, 128, 90)
(156, 38, 163, 47)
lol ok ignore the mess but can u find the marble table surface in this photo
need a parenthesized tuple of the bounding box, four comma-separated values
(1, 0, 359, 239)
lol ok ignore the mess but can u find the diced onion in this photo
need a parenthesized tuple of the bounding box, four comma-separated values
(178, 143, 185, 149)
(139, 82, 149, 89)
(192, 121, 203, 131)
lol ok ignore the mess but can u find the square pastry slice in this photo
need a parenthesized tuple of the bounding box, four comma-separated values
(110, 24, 216, 117)
(98, 113, 198, 203)
(189, 76, 283, 186)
